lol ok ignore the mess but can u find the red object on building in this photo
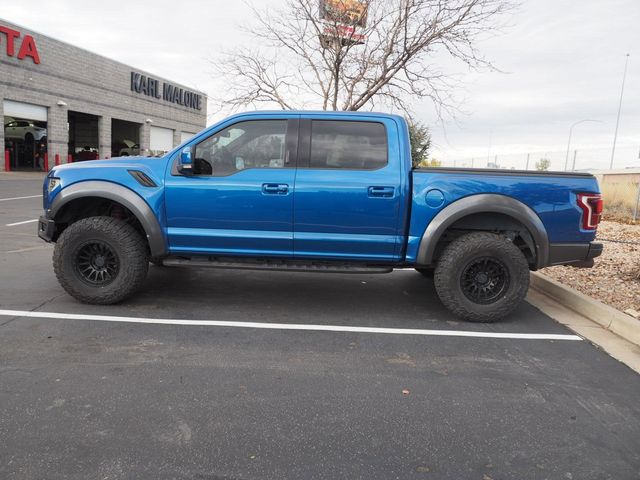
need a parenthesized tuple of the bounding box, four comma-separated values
(0, 26, 41, 64)
(55, 154, 60, 166)
(68, 154, 73, 164)
(4, 150, 10, 172)
(44, 153, 48, 172)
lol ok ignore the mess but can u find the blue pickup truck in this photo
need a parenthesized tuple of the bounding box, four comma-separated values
(38, 111, 603, 321)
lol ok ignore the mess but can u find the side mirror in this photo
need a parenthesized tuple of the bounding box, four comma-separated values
(178, 146, 193, 175)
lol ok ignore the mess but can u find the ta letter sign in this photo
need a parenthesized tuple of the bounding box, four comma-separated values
(0, 26, 40, 64)
(130, 72, 203, 111)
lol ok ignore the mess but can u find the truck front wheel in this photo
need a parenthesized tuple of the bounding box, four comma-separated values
(434, 232, 530, 322)
(53, 216, 149, 304)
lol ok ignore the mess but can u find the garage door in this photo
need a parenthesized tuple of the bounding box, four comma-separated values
(181, 131, 196, 144)
(4, 100, 47, 121)
(150, 126, 174, 153)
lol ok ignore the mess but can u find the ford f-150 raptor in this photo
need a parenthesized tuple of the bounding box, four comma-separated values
(38, 111, 603, 321)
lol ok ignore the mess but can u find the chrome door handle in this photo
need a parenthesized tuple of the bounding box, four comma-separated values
(262, 183, 289, 195)
(368, 186, 395, 198)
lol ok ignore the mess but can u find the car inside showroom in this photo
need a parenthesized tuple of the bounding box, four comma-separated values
(4, 100, 48, 170)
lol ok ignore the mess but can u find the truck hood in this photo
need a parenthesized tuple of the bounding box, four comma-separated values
(51, 155, 173, 179)
(53, 156, 151, 171)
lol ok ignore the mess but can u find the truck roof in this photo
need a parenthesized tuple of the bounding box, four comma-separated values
(169, 110, 409, 156)
(221, 110, 407, 122)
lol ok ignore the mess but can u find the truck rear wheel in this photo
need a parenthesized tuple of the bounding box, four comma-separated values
(53, 216, 148, 304)
(434, 232, 530, 322)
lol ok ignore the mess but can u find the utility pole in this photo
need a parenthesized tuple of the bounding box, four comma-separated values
(525, 153, 530, 170)
(610, 53, 630, 170)
(565, 119, 600, 171)
(571, 150, 577, 171)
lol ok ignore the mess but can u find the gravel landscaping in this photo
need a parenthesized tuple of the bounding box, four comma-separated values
(541, 221, 640, 314)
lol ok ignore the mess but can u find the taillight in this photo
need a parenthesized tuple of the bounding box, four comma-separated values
(577, 193, 603, 230)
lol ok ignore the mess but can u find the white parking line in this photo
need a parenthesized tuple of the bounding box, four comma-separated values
(0, 309, 583, 341)
(5, 219, 38, 227)
(4, 245, 51, 254)
(0, 195, 40, 202)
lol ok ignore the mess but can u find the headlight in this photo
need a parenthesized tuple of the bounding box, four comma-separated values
(47, 177, 60, 193)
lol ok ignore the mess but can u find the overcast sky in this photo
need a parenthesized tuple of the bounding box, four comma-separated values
(4, 0, 639, 170)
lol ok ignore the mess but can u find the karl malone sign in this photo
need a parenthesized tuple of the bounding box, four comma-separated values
(130, 72, 203, 111)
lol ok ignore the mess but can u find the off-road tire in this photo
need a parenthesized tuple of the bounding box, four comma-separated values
(53, 216, 148, 304)
(434, 232, 530, 322)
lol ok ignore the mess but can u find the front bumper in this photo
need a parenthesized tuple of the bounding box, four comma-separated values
(37, 215, 56, 243)
(547, 241, 603, 268)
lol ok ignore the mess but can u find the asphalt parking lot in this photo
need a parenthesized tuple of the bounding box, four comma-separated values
(1, 173, 639, 480)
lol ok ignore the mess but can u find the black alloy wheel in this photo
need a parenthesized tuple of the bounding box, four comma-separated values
(74, 241, 120, 286)
(460, 256, 510, 305)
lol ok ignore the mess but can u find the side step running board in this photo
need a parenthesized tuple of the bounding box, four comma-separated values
(162, 257, 393, 274)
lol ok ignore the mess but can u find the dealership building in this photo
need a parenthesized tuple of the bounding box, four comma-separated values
(1, 19, 207, 171)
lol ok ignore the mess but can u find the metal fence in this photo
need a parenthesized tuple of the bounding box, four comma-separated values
(437, 145, 639, 172)
(434, 144, 640, 223)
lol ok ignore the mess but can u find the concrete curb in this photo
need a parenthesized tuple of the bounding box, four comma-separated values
(530, 271, 640, 347)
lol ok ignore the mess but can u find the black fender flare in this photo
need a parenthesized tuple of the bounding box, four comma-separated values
(49, 181, 167, 257)
(416, 193, 549, 269)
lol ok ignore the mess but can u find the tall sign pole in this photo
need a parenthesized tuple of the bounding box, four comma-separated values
(610, 53, 630, 170)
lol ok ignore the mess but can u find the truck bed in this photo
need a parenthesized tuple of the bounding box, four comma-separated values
(405, 167, 600, 264)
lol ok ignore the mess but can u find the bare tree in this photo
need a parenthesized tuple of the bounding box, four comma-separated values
(211, 0, 512, 116)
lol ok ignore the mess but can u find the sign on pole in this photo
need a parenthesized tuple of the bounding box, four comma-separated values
(319, 0, 368, 47)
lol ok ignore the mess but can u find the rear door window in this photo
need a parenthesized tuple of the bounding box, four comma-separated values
(309, 120, 387, 170)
